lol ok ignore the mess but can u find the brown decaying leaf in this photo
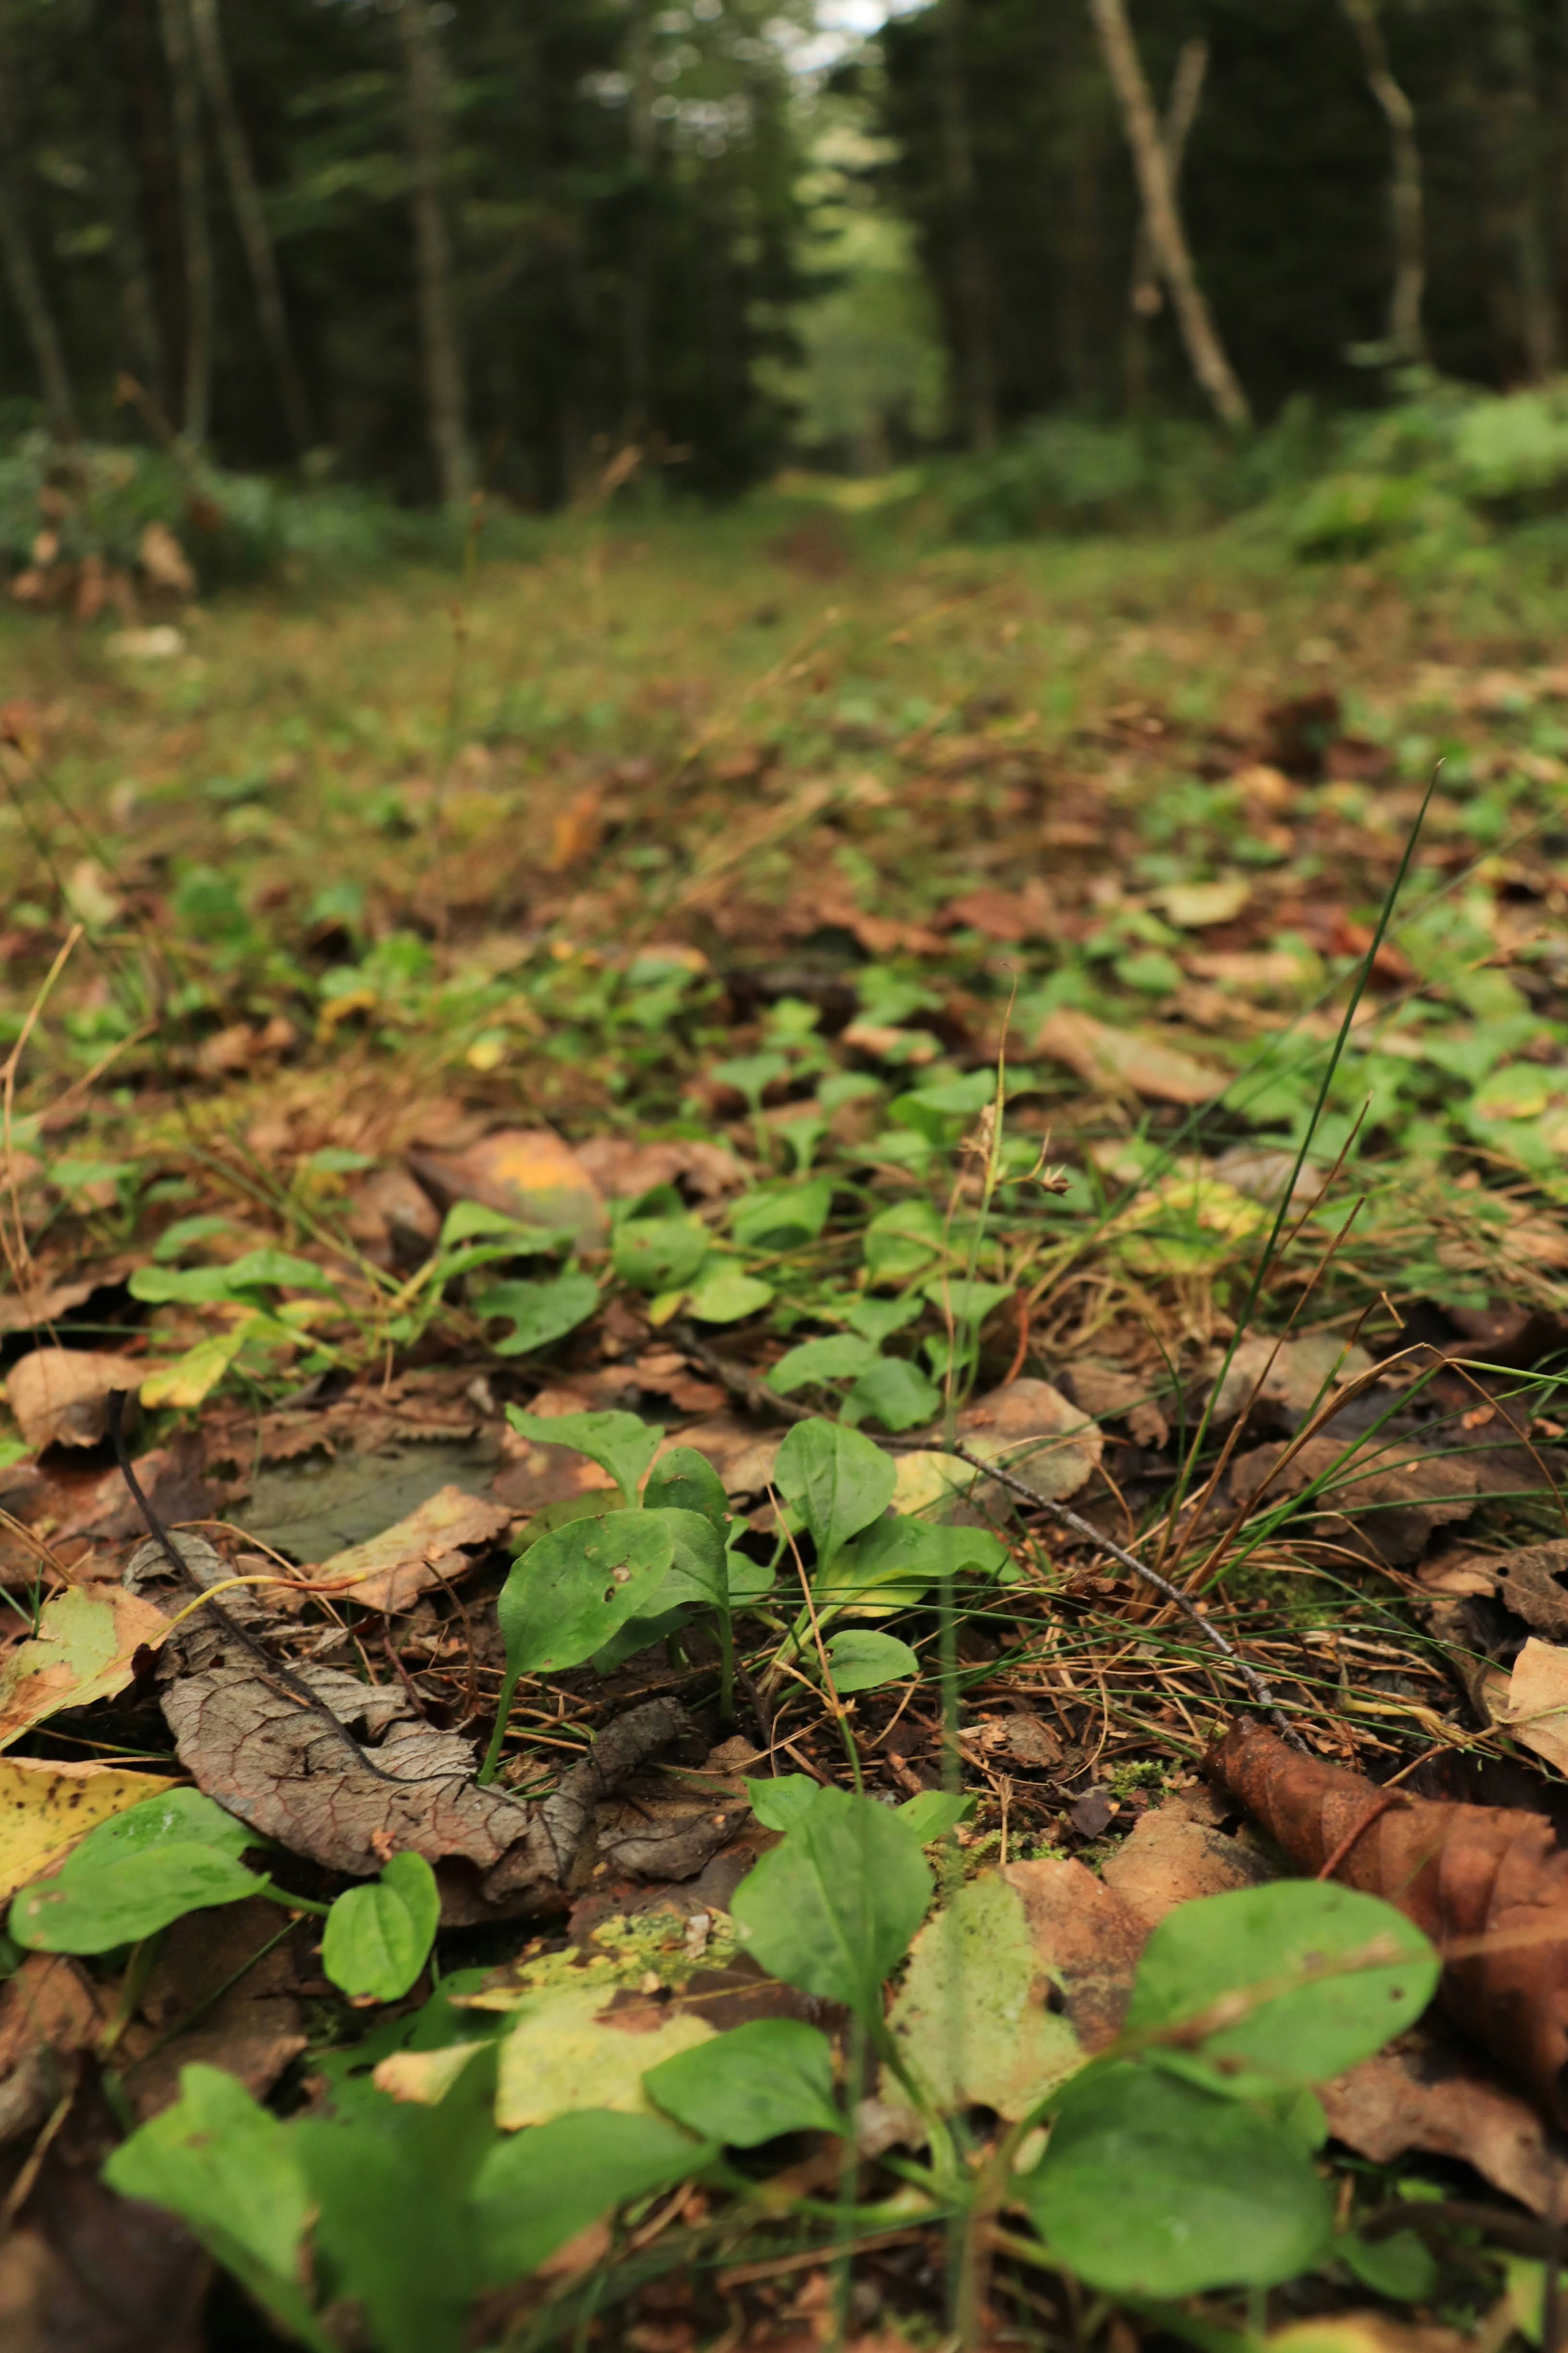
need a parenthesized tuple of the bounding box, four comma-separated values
(1100, 1797, 1274, 1927)
(116, 1896, 307, 2121)
(952, 1377, 1102, 1504)
(313, 1482, 512, 1613)
(1498, 1537, 1568, 1639)
(1208, 1333, 1373, 1431)
(1032, 1007, 1227, 1105)
(999, 1858, 1148, 2050)
(5, 1348, 139, 1452)
(1211, 1717, 1568, 2126)
(406, 1125, 608, 1245)
(1320, 2027, 1568, 2220)
(1226, 1431, 1487, 1567)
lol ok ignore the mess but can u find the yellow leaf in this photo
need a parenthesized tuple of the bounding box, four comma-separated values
(0, 1586, 170, 1750)
(0, 1754, 180, 1900)
(493, 1980, 714, 2130)
(139, 1326, 249, 1410)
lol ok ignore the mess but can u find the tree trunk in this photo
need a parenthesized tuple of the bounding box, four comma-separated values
(188, 0, 312, 450)
(396, 0, 471, 507)
(1488, 0, 1558, 380)
(158, 0, 213, 441)
(0, 47, 77, 430)
(1125, 37, 1208, 411)
(82, 0, 164, 397)
(938, 0, 998, 452)
(1338, 0, 1426, 364)
(622, 1, 656, 439)
(1089, 0, 1249, 428)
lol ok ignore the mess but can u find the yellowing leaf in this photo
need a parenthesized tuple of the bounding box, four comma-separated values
(0, 1753, 180, 1899)
(887, 1871, 1080, 2119)
(374, 2043, 485, 2106)
(0, 1586, 170, 1750)
(494, 1980, 714, 2130)
(140, 1326, 250, 1410)
(1155, 876, 1252, 929)
(318, 1485, 511, 1613)
(1033, 1010, 1227, 1106)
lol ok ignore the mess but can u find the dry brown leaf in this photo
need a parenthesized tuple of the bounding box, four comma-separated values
(1062, 1362, 1169, 1450)
(1000, 1857, 1147, 2050)
(314, 1483, 512, 1613)
(954, 1377, 1102, 1503)
(5, 1348, 139, 1452)
(1211, 1717, 1568, 2124)
(1497, 1537, 1568, 1638)
(573, 1136, 746, 1202)
(117, 1897, 306, 2121)
(1499, 1637, 1568, 1775)
(1100, 1797, 1274, 1929)
(0, 1953, 109, 2079)
(406, 1126, 608, 1246)
(1321, 2025, 1568, 2219)
(1227, 1431, 1482, 1566)
(1032, 1008, 1227, 1105)
(1268, 2316, 1472, 2353)
(963, 1712, 1063, 1771)
(1209, 1333, 1374, 1430)
(940, 883, 1056, 942)
(0, 1586, 170, 1750)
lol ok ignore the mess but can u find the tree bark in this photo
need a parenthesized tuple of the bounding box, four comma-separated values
(1088, 0, 1250, 428)
(938, 0, 998, 453)
(0, 45, 77, 431)
(622, 0, 657, 439)
(1487, 0, 1558, 380)
(188, 0, 312, 451)
(158, 0, 213, 441)
(1125, 37, 1208, 410)
(1338, 0, 1426, 364)
(396, 0, 472, 507)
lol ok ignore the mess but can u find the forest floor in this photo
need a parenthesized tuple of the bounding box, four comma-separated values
(2, 499, 1568, 2350)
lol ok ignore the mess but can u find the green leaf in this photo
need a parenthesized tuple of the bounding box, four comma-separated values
(818, 1516, 1010, 1613)
(323, 1853, 440, 2003)
(710, 1050, 788, 1108)
(844, 1356, 942, 1432)
(1125, 1880, 1439, 2093)
(504, 1407, 664, 1505)
(686, 1268, 774, 1323)
(1022, 2062, 1334, 2295)
(657, 1507, 730, 1608)
(151, 1213, 240, 1263)
(731, 1178, 833, 1252)
(73, 1786, 258, 1866)
(842, 1293, 923, 1345)
(496, 1510, 674, 1677)
(103, 2064, 328, 2352)
(896, 1791, 975, 1844)
(920, 1276, 1011, 1325)
(472, 2110, 710, 2286)
(472, 1272, 599, 1356)
(862, 1199, 946, 1286)
(12, 1844, 264, 1953)
(644, 2019, 844, 2146)
(888, 1871, 1080, 2118)
(612, 1215, 711, 1294)
(642, 1446, 730, 1527)
(439, 1200, 566, 1251)
(129, 1247, 338, 1305)
(774, 1418, 895, 1566)
(731, 1786, 932, 2028)
(1340, 2228, 1440, 2302)
(768, 1334, 880, 1393)
(823, 1629, 919, 1692)
(744, 1774, 825, 1832)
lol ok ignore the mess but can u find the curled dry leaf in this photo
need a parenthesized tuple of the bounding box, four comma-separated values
(116, 1896, 307, 2122)
(1211, 1718, 1568, 2125)
(1032, 1008, 1227, 1105)
(5, 1348, 140, 1452)
(1321, 2025, 1568, 2221)
(573, 1134, 746, 1202)
(1100, 1796, 1275, 1929)
(313, 1483, 512, 1613)
(1497, 1537, 1568, 1639)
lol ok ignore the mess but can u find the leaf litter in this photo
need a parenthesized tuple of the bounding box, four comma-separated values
(2, 524, 1568, 2344)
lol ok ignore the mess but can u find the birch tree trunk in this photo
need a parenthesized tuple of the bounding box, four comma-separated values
(396, 0, 472, 507)
(1088, 0, 1250, 428)
(1338, 0, 1426, 363)
(188, 0, 312, 450)
(938, 0, 998, 453)
(1125, 37, 1208, 410)
(158, 0, 213, 441)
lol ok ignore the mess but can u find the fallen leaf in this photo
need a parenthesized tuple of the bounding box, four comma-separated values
(314, 1484, 511, 1613)
(1211, 1717, 1568, 2124)
(1267, 2317, 1471, 2353)
(1154, 875, 1251, 928)
(1321, 2025, 1568, 2220)
(940, 883, 1056, 942)
(0, 1755, 180, 1900)
(1033, 1008, 1227, 1104)
(117, 1896, 307, 2121)
(1209, 1334, 1374, 1429)
(1000, 1857, 1148, 2051)
(1062, 1363, 1169, 1450)
(573, 1137, 746, 1202)
(5, 1348, 139, 1451)
(1497, 1538, 1568, 1639)
(954, 1378, 1102, 1504)
(1100, 1797, 1274, 1929)
(963, 1713, 1063, 1771)
(1501, 1637, 1568, 1776)
(1227, 1432, 1484, 1567)
(492, 1979, 715, 2128)
(886, 1870, 1080, 2117)
(0, 1952, 110, 2076)
(0, 1587, 170, 1751)
(407, 1126, 608, 1246)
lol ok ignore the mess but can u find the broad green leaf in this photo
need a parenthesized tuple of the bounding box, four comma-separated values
(744, 1774, 825, 1832)
(920, 1276, 1011, 1325)
(12, 1844, 264, 1952)
(130, 1248, 335, 1306)
(818, 1516, 1010, 1613)
(686, 1268, 774, 1323)
(768, 1334, 880, 1393)
(1340, 2228, 1440, 2302)
(612, 1215, 710, 1294)
(496, 1510, 674, 1677)
(823, 1628, 919, 1692)
(842, 1293, 923, 1345)
(1022, 2062, 1334, 2295)
(862, 1198, 946, 1286)
(731, 1178, 833, 1252)
(655, 1507, 729, 1607)
(844, 1356, 942, 1431)
(724, 1539, 775, 1604)
(504, 1407, 664, 1504)
(1125, 1881, 1439, 2093)
(888, 1871, 1080, 2118)
(774, 1418, 895, 1566)
(710, 1050, 788, 1108)
(151, 1213, 240, 1262)
(896, 1791, 976, 1844)
(69, 1786, 257, 1866)
(298, 2051, 498, 2353)
(439, 1200, 565, 1251)
(323, 1853, 440, 2003)
(472, 1272, 598, 1356)
(472, 2111, 710, 2287)
(643, 1446, 730, 1526)
(644, 2018, 844, 2145)
(140, 1325, 252, 1408)
(731, 1786, 932, 2027)
(103, 2064, 327, 2351)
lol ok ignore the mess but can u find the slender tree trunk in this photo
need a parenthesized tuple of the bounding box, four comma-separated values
(622, 1, 656, 439)
(938, 0, 998, 452)
(1089, 0, 1249, 427)
(1125, 36, 1208, 411)
(158, 0, 213, 440)
(0, 48, 77, 430)
(1489, 0, 1558, 379)
(396, 0, 471, 506)
(1338, 0, 1426, 364)
(81, 0, 164, 395)
(188, 0, 311, 450)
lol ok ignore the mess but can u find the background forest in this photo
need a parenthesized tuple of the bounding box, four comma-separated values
(3, 0, 1566, 514)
